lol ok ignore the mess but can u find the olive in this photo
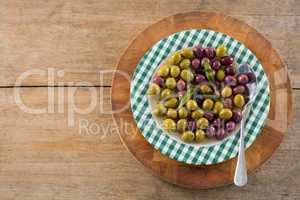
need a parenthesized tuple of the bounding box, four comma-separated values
(213, 101, 223, 114)
(163, 118, 176, 131)
(216, 69, 226, 81)
(181, 131, 195, 142)
(221, 86, 232, 98)
(157, 65, 169, 77)
(233, 94, 245, 108)
(178, 107, 189, 118)
(225, 121, 236, 132)
(178, 91, 186, 99)
(160, 88, 172, 99)
(224, 75, 237, 86)
(219, 108, 233, 120)
(195, 74, 206, 84)
(206, 126, 216, 137)
(180, 59, 191, 69)
(197, 117, 209, 129)
(204, 47, 215, 59)
(170, 65, 180, 77)
(200, 84, 212, 94)
(216, 45, 227, 58)
(221, 56, 234, 66)
(215, 128, 226, 140)
(181, 48, 194, 58)
(212, 118, 222, 129)
(201, 58, 210, 66)
(247, 72, 256, 83)
(237, 73, 249, 85)
(168, 52, 182, 65)
(177, 79, 186, 91)
(204, 111, 215, 121)
(186, 100, 198, 111)
(193, 45, 205, 59)
(180, 69, 194, 82)
(233, 85, 246, 95)
(225, 66, 236, 76)
(177, 119, 187, 132)
(192, 58, 201, 69)
(223, 98, 233, 108)
(202, 99, 214, 110)
(232, 108, 242, 123)
(153, 103, 167, 116)
(192, 109, 204, 120)
(212, 60, 221, 70)
(164, 98, 178, 108)
(195, 130, 206, 142)
(187, 121, 197, 132)
(152, 75, 164, 86)
(167, 108, 177, 119)
(165, 77, 176, 89)
(148, 83, 160, 96)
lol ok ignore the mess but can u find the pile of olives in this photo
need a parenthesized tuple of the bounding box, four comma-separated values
(148, 45, 256, 143)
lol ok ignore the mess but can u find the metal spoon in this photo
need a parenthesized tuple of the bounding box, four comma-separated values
(234, 64, 258, 187)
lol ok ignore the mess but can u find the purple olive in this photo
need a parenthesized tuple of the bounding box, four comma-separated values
(152, 76, 164, 86)
(223, 98, 233, 109)
(194, 94, 204, 105)
(224, 75, 237, 86)
(232, 108, 242, 123)
(247, 72, 256, 83)
(193, 45, 205, 59)
(212, 60, 221, 71)
(195, 74, 206, 84)
(237, 73, 249, 85)
(221, 56, 234, 66)
(177, 79, 186, 91)
(212, 118, 223, 129)
(206, 126, 216, 138)
(225, 66, 236, 75)
(191, 58, 201, 69)
(215, 128, 226, 140)
(187, 121, 197, 132)
(204, 47, 215, 59)
(204, 111, 215, 121)
(233, 85, 246, 94)
(225, 121, 236, 132)
(201, 57, 210, 66)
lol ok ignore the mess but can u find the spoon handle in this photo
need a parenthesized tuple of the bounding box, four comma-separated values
(234, 116, 248, 187)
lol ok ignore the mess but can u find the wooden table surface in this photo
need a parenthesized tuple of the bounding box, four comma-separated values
(0, 0, 299, 199)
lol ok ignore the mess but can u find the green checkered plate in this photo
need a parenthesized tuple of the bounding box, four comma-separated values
(130, 29, 270, 165)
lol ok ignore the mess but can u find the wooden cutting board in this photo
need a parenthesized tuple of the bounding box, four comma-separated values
(111, 11, 293, 189)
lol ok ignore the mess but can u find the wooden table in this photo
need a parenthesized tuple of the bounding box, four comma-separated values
(0, 0, 299, 199)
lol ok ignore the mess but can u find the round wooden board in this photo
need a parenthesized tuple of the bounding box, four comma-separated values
(112, 11, 293, 189)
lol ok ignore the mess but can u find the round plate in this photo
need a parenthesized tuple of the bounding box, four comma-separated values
(130, 29, 270, 165)
(112, 11, 292, 189)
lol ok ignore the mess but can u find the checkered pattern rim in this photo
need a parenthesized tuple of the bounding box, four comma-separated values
(130, 29, 270, 165)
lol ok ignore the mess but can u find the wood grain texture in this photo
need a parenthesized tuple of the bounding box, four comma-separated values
(112, 11, 293, 189)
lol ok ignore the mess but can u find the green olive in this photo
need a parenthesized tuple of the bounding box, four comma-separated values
(153, 103, 167, 116)
(186, 100, 198, 111)
(180, 69, 194, 82)
(167, 108, 177, 119)
(200, 84, 213, 94)
(179, 59, 191, 69)
(148, 83, 160, 96)
(178, 107, 189, 118)
(160, 88, 172, 99)
(216, 69, 225, 81)
(164, 98, 178, 108)
(195, 130, 206, 143)
(197, 118, 209, 129)
(163, 118, 176, 131)
(216, 45, 227, 58)
(177, 119, 187, 132)
(165, 77, 176, 89)
(233, 94, 245, 108)
(168, 52, 182, 65)
(181, 48, 194, 58)
(157, 65, 169, 77)
(192, 109, 204, 120)
(181, 131, 195, 142)
(202, 99, 214, 110)
(170, 65, 180, 77)
(213, 101, 223, 114)
(219, 108, 233, 120)
(221, 86, 232, 98)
